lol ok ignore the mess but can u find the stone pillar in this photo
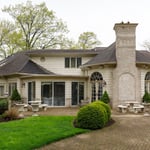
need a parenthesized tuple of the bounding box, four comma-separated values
(112, 22, 141, 108)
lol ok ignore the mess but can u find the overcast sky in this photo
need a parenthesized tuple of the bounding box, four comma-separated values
(0, 0, 150, 50)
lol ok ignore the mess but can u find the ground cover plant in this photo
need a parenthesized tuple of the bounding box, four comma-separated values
(0, 116, 89, 150)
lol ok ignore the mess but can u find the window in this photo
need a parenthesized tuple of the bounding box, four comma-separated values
(9, 82, 17, 96)
(77, 57, 82, 68)
(65, 57, 82, 68)
(0, 85, 4, 96)
(65, 57, 70, 68)
(145, 72, 150, 93)
(72, 82, 84, 105)
(28, 82, 35, 103)
(90, 72, 103, 101)
(41, 82, 65, 106)
(71, 58, 76, 68)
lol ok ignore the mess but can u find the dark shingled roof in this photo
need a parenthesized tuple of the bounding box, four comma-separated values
(1, 43, 150, 76)
(0, 52, 55, 76)
(81, 42, 116, 67)
(136, 50, 150, 64)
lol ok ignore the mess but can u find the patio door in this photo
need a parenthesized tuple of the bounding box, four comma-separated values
(72, 82, 84, 105)
(41, 82, 65, 106)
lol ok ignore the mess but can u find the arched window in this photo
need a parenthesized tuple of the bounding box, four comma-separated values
(145, 72, 150, 93)
(90, 72, 103, 81)
(90, 72, 104, 101)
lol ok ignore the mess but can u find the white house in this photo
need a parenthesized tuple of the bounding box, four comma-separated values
(0, 22, 150, 108)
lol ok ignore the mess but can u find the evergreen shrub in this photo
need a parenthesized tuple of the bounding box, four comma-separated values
(11, 89, 21, 101)
(142, 91, 150, 103)
(101, 91, 110, 104)
(94, 101, 111, 121)
(75, 101, 109, 129)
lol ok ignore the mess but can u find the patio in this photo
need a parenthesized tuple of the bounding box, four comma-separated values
(36, 113, 150, 150)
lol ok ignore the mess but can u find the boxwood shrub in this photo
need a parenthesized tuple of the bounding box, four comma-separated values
(90, 101, 108, 124)
(75, 100, 112, 130)
(96, 101, 111, 121)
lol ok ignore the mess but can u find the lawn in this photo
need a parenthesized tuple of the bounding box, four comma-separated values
(0, 116, 89, 150)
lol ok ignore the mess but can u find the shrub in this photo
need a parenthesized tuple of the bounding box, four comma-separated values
(3, 108, 19, 120)
(101, 91, 110, 104)
(75, 103, 107, 129)
(90, 101, 108, 124)
(11, 89, 21, 101)
(142, 91, 150, 103)
(97, 101, 111, 121)
(0, 99, 8, 115)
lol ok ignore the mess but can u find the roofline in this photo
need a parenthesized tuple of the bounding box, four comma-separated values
(80, 61, 117, 68)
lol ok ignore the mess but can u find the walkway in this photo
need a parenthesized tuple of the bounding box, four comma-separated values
(33, 108, 150, 150)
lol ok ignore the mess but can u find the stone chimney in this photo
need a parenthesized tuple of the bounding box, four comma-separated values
(112, 22, 140, 107)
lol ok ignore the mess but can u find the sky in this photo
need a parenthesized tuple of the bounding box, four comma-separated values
(0, 0, 150, 50)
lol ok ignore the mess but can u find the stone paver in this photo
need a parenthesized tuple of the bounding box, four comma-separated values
(33, 109, 150, 150)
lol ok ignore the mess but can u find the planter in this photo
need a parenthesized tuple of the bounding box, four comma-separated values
(142, 103, 150, 116)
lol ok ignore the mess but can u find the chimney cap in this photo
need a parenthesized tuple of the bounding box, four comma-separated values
(113, 22, 138, 30)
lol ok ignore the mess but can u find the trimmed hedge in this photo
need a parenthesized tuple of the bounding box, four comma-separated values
(75, 101, 111, 130)
(90, 101, 108, 124)
(97, 101, 111, 121)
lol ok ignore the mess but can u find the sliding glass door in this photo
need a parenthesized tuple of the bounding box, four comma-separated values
(41, 82, 65, 106)
(72, 82, 84, 105)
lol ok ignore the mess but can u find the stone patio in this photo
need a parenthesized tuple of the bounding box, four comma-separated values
(37, 116, 150, 150)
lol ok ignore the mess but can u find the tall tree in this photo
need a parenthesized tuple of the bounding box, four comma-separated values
(0, 20, 22, 59)
(2, 1, 68, 50)
(77, 32, 101, 49)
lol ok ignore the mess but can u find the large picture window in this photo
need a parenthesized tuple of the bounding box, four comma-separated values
(41, 82, 65, 106)
(72, 82, 84, 105)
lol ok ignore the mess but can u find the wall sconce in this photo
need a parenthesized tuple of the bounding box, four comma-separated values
(22, 83, 25, 88)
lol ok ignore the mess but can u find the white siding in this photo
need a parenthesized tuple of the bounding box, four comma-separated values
(31, 56, 93, 75)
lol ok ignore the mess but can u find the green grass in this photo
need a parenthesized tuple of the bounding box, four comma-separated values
(0, 116, 89, 150)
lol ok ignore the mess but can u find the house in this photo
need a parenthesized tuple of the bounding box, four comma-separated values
(0, 22, 150, 108)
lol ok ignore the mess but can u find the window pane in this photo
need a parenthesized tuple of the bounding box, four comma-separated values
(72, 82, 78, 105)
(65, 57, 70, 68)
(41, 82, 52, 105)
(54, 82, 65, 106)
(9, 83, 17, 96)
(0, 86, 4, 96)
(77, 57, 82, 68)
(71, 58, 76, 68)
(28, 82, 35, 103)
(79, 82, 84, 103)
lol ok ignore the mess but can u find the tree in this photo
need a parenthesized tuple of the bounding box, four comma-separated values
(77, 32, 101, 49)
(143, 40, 150, 51)
(2, 1, 68, 50)
(0, 20, 19, 59)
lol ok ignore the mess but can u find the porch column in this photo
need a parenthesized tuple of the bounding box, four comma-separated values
(35, 80, 41, 102)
